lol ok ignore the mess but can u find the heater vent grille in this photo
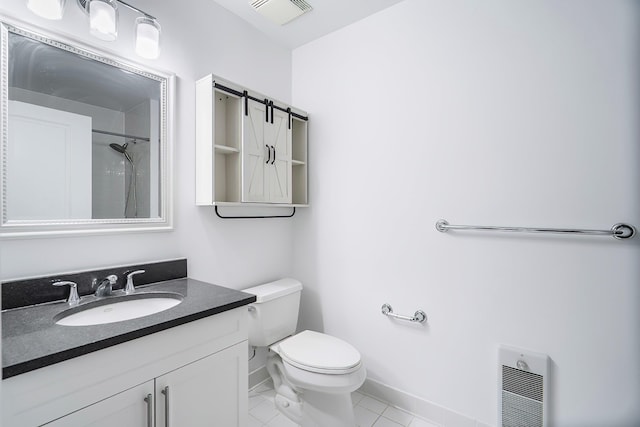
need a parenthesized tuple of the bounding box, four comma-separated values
(499, 345, 548, 427)
(502, 391, 543, 427)
(502, 366, 543, 402)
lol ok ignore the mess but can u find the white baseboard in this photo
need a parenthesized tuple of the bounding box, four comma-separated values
(246, 366, 493, 427)
(360, 378, 494, 427)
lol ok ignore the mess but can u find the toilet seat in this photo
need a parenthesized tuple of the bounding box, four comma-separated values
(278, 330, 362, 375)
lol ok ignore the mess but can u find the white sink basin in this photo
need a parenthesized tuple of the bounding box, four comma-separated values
(55, 293, 183, 326)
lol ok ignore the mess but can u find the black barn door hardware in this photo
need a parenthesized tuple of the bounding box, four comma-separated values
(215, 206, 296, 219)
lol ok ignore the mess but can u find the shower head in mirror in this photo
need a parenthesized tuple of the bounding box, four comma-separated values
(109, 142, 133, 163)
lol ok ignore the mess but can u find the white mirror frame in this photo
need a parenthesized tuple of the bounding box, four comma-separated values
(0, 20, 174, 238)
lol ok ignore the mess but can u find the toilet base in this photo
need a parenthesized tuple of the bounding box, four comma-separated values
(267, 352, 360, 427)
(299, 390, 356, 427)
(274, 387, 357, 427)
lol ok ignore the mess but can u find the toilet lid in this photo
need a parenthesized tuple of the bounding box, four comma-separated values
(278, 330, 362, 375)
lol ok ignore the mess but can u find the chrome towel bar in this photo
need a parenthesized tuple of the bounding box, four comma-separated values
(435, 219, 635, 240)
(381, 304, 427, 324)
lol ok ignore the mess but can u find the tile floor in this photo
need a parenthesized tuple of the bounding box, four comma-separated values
(248, 380, 440, 427)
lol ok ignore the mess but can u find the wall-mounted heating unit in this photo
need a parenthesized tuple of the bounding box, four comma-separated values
(499, 345, 549, 427)
(249, 0, 313, 25)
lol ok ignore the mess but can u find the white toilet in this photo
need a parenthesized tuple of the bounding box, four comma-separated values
(243, 278, 366, 427)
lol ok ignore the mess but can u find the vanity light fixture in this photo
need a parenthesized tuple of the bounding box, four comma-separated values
(27, 0, 67, 20)
(88, 0, 118, 41)
(26, 0, 161, 59)
(134, 16, 161, 59)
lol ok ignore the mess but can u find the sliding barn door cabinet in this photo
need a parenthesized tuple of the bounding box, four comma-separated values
(196, 75, 308, 210)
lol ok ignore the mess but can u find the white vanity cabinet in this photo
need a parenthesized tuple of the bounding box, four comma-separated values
(154, 341, 246, 426)
(195, 74, 308, 207)
(2, 307, 248, 427)
(43, 381, 154, 426)
(43, 342, 246, 426)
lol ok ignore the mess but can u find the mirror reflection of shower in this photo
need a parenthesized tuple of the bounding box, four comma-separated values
(109, 142, 138, 218)
(92, 126, 157, 220)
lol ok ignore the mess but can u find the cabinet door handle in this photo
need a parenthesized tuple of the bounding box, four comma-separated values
(266, 144, 271, 164)
(271, 146, 276, 164)
(144, 394, 153, 427)
(161, 386, 170, 427)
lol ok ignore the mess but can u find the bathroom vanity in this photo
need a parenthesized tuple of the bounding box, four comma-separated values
(1, 260, 255, 426)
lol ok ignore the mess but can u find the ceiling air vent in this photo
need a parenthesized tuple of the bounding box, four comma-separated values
(249, 0, 313, 25)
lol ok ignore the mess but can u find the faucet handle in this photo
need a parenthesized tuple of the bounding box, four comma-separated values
(53, 281, 80, 306)
(125, 270, 145, 294)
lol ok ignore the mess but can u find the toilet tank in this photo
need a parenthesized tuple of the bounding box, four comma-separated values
(243, 278, 303, 347)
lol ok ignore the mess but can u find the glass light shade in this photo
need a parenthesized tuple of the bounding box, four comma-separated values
(27, 0, 66, 20)
(89, 0, 118, 41)
(135, 17, 161, 59)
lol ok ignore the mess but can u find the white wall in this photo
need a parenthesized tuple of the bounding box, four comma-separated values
(0, 0, 294, 288)
(292, 1, 640, 426)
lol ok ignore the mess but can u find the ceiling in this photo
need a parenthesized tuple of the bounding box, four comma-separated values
(210, 0, 406, 49)
(10, 32, 160, 112)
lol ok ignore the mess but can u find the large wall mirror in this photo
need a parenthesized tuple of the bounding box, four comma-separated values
(1, 21, 173, 237)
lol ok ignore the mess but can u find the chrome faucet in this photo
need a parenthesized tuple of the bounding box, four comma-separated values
(124, 270, 145, 294)
(94, 274, 118, 297)
(53, 281, 81, 306)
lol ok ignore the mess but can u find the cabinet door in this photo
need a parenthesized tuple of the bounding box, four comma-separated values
(266, 107, 292, 204)
(43, 381, 154, 427)
(242, 98, 292, 203)
(156, 341, 248, 427)
(242, 98, 268, 202)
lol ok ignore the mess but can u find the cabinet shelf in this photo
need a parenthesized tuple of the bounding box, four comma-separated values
(214, 144, 240, 154)
(291, 116, 308, 205)
(214, 201, 309, 208)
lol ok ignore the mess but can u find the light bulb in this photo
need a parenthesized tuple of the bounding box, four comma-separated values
(26, 0, 66, 20)
(135, 16, 161, 59)
(89, 0, 118, 41)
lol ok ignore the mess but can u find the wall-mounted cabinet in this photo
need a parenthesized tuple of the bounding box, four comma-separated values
(196, 75, 308, 208)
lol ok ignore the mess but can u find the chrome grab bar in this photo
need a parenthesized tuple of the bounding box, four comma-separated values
(435, 219, 635, 240)
(381, 304, 427, 323)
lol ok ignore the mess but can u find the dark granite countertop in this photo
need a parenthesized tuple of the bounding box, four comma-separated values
(2, 278, 256, 379)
